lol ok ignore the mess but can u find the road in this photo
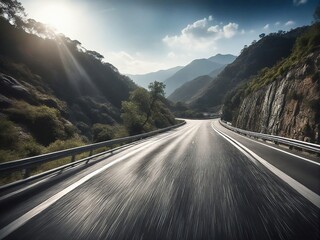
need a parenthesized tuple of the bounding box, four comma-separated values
(0, 119, 319, 240)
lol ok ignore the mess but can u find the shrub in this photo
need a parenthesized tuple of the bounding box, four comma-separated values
(0, 118, 19, 149)
(46, 137, 85, 153)
(18, 140, 44, 157)
(92, 123, 115, 142)
(6, 101, 66, 145)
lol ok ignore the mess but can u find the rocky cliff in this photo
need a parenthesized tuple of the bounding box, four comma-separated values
(234, 51, 319, 143)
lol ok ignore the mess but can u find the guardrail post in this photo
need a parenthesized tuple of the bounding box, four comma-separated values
(89, 150, 93, 156)
(22, 167, 31, 179)
(71, 154, 76, 162)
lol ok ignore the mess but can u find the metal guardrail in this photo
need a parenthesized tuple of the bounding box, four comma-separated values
(219, 120, 320, 154)
(0, 121, 186, 188)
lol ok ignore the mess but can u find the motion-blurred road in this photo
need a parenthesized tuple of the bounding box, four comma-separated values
(0, 119, 319, 240)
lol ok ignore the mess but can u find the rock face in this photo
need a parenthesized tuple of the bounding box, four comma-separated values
(235, 52, 320, 143)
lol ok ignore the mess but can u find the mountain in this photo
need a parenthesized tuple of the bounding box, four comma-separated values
(167, 66, 225, 103)
(164, 54, 236, 96)
(223, 24, 320, 143)
(208, 54, 237, 64)
(209, 66, 226, 78)
(167, 75, 213, 103)
(189, 27, 308, 111)
(127, 66, 183, 89)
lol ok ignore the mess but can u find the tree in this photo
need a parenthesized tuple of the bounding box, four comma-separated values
(121, 81, 169, 134)
(87, 50, 104, 61)
(141, 81, 166, 127)
(0, 0, 26, 28)
(259, 33, 266, 38)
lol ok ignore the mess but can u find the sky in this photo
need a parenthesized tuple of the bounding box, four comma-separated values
(20, 0, 318, 74)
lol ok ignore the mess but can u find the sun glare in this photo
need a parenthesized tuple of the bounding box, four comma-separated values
(35, 2, 76, 33)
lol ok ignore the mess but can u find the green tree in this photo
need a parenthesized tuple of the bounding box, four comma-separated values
(121, 81, 174, 134)
(141, 81, 166, 127)
(121, 101, 146, 134)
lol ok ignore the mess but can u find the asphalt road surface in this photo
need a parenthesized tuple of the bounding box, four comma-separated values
(0, 119, 319, 240)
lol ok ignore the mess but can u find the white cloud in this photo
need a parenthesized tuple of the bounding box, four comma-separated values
(223, 23, 239, 38)
(285, 20, 295, 26)
(163, 16, 239, 53)
(107, 51, 166, 74)
(293, 0, 307, 6)
(263, 24, 269, 30)
(275, 21, 281, 26)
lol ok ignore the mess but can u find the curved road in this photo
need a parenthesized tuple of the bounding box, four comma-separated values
(0, 119, 319, 240)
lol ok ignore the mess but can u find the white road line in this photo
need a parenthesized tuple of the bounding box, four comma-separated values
(215, 120, 320, 166)
(0, 124, 192, 240)
(211, 123, 320, 209)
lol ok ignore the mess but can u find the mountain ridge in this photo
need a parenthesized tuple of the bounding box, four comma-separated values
(127, 66, 183, 89)
(164, 54, 236, 95)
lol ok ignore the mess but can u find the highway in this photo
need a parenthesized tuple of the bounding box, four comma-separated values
(0, 119, 319, 240)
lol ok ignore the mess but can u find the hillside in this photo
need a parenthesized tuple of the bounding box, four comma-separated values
(0, 8, 176, 162)
(189, 27, 307, 111)
(222, 24, 320, 143)
(168, 65, 225, 103)
(168, 75, 213, 103)
(127, 66, 183, 89)
(163, 54, 235, 96)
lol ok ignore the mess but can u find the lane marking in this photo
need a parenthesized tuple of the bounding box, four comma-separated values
(214, 120, 320, 166)
(0, 123, 195, 239)
(211, 123, 320, 209)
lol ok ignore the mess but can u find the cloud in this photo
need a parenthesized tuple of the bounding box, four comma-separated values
(163, 16, 239, 52)
(293, 0, 307, 6)
(168, 52, 176, 58)
(263, 24, 269, 30)
(223, 23, 239, 38)
(275, 21, 281, 26)
(107, 51, 166, 74)
(285, 20, 295, 26)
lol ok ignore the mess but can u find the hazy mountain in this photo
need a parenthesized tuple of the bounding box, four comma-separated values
(164, 54, 236, 96)
(168, 66, 225, 103)
(168, 75, 213, 103)
(189, 27, 308, 111)
(208, 54, 236, 64)
(127, 66, 183, 89)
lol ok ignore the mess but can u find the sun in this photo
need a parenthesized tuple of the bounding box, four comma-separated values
(35, 2, 75, 33)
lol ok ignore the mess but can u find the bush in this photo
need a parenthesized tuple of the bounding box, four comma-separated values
(46, 137, 85, 153)
(18, 140, 44, 157)
(0, 118, 19, 149)
(0, 150, 20, 163)
(92, 123, 129, 142)
(92, 123, 115, 142)
(6, 101, 67, 145)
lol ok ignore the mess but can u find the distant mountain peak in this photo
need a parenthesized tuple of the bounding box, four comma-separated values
(208, 54, 237, 64)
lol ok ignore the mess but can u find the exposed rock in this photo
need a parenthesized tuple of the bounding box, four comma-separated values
(235, 52, 320, 143)
(0, 73, 33, 102)
(0, 94, 12, 108)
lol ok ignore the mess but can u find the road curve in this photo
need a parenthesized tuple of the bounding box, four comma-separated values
(0, 119, 319, 240)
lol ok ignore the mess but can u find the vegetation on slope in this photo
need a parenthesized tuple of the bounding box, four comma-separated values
(222, 23, 320, 123)
(0, 0, 176, 164)
(189, 27, 307, 111)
